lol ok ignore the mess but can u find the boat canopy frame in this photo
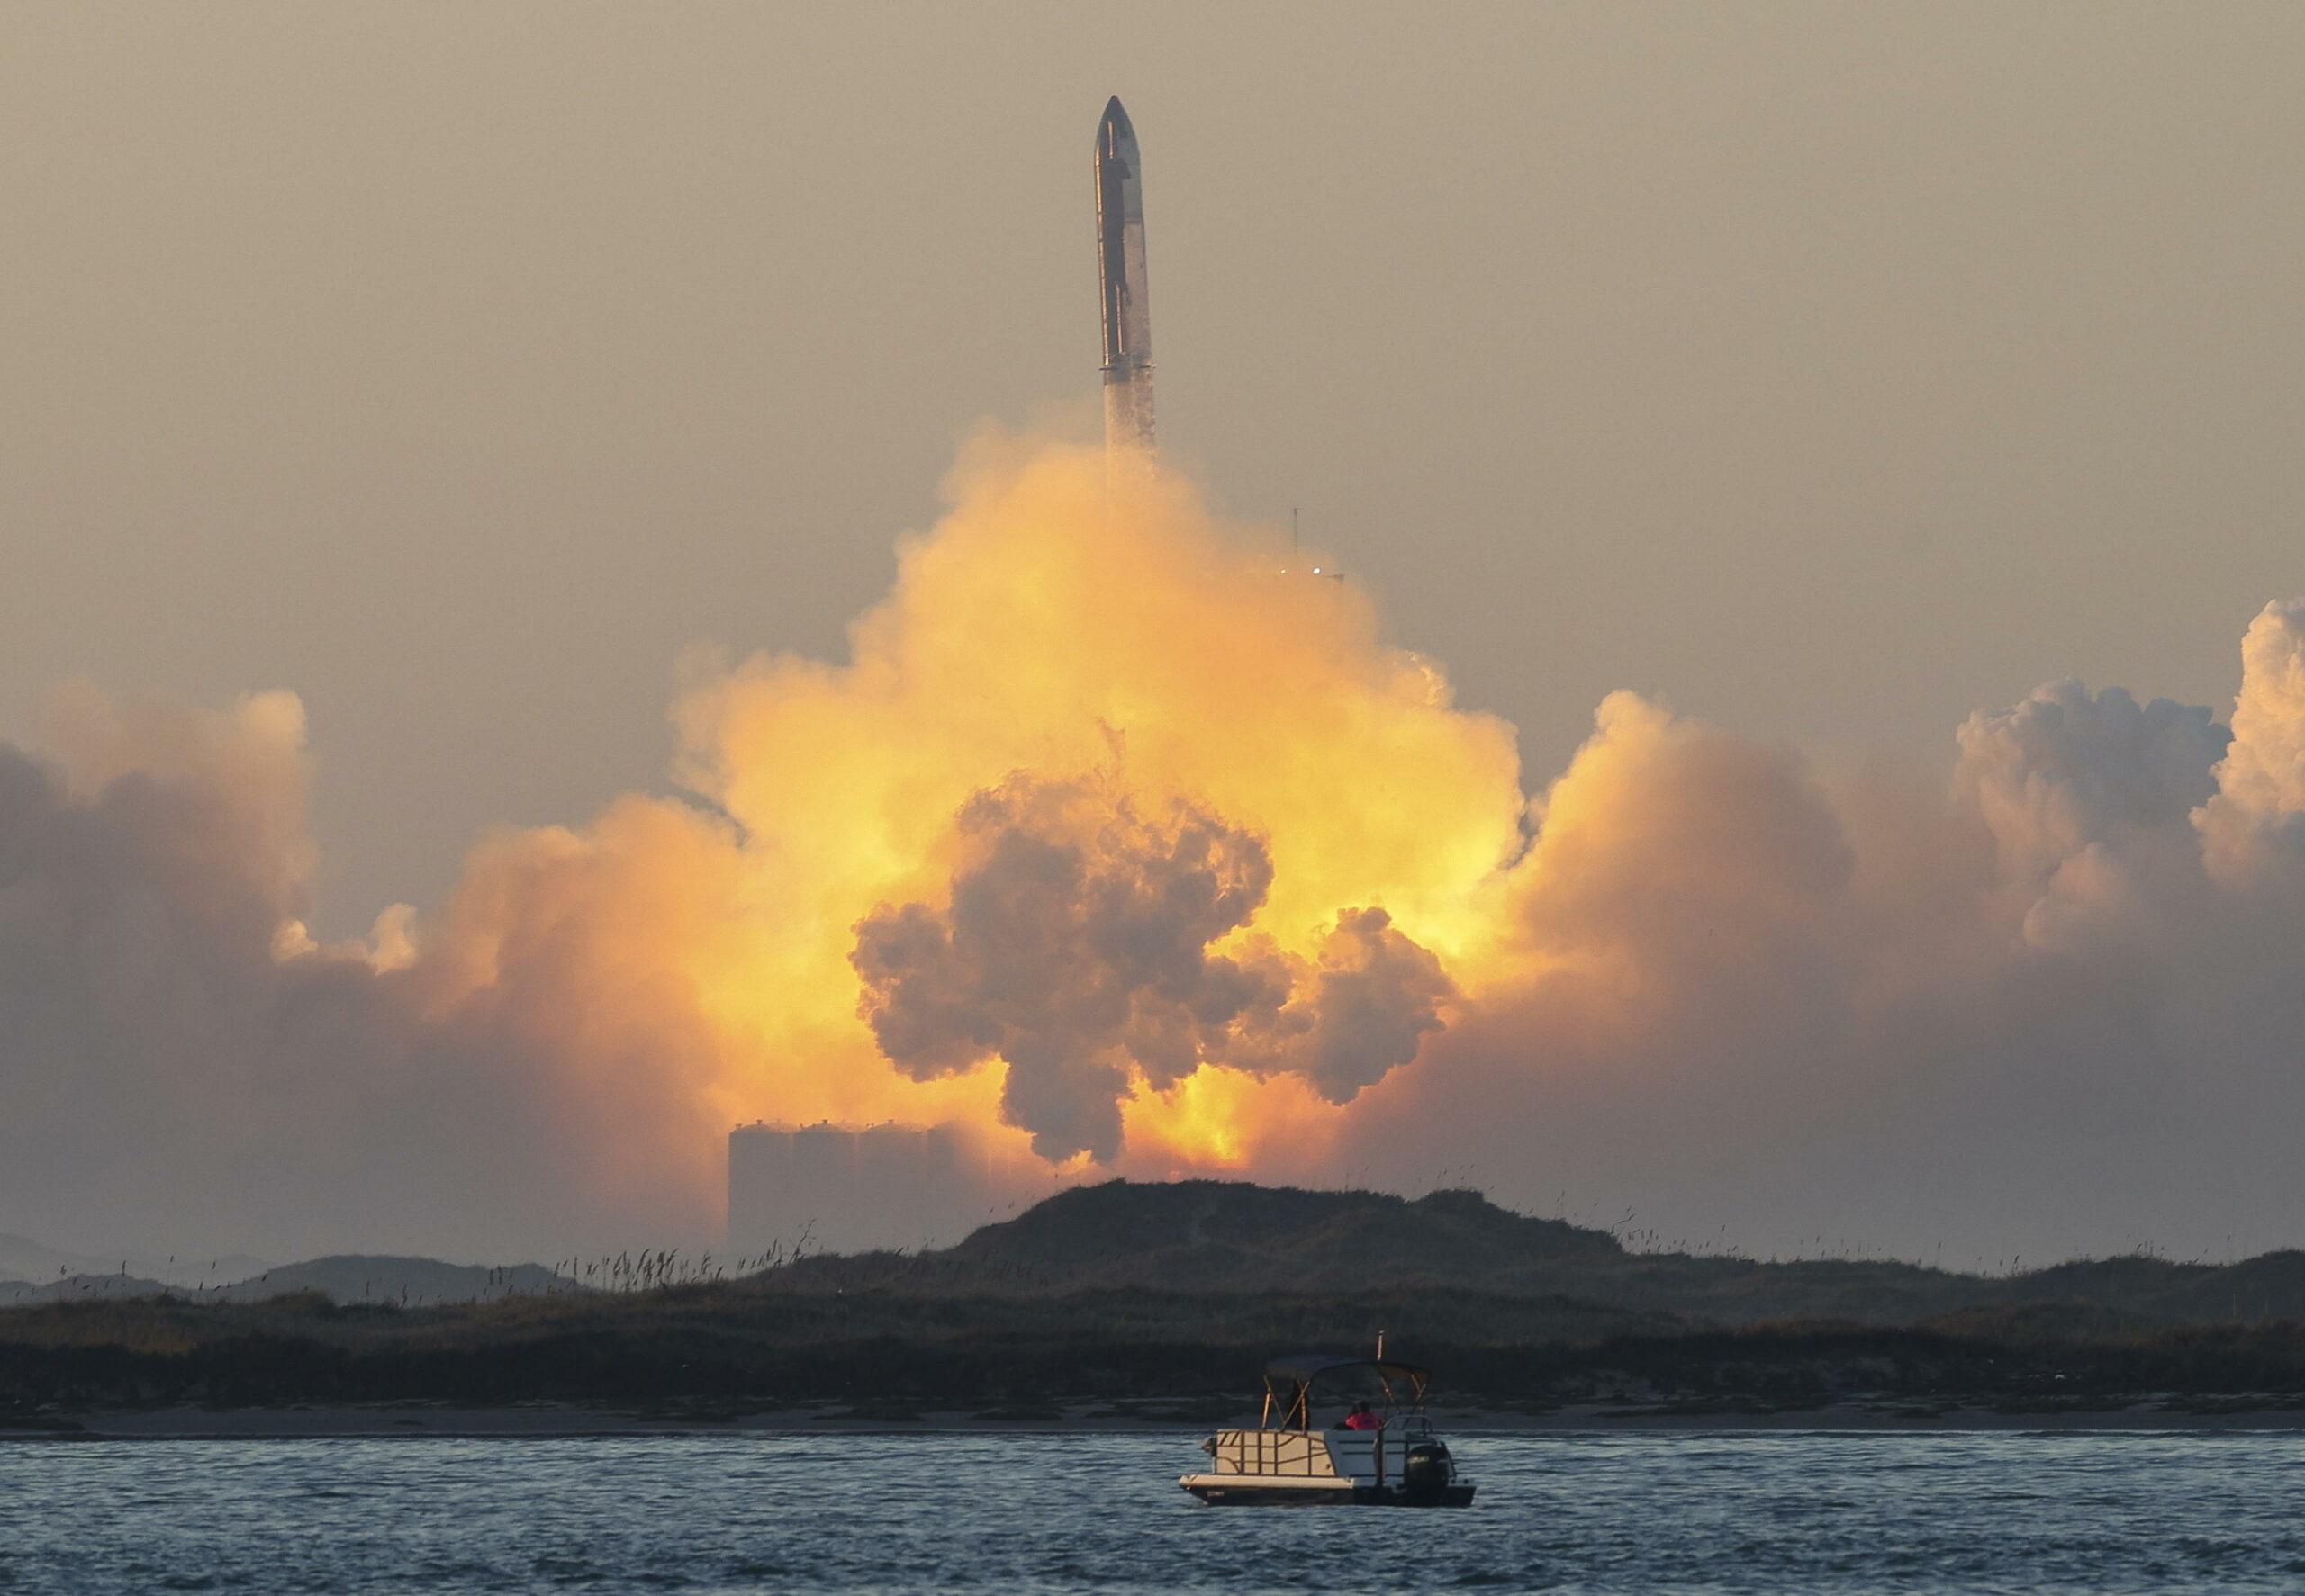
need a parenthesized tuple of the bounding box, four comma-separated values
(1260, 1356, 1432, 1431)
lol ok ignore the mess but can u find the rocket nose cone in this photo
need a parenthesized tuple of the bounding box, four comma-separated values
(1098, 96, 1134, 142)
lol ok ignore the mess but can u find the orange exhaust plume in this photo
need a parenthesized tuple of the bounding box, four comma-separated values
(384, 433, 1532, 1206)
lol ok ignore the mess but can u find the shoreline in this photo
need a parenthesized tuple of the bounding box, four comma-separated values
(12, 1397, 2305, 1440)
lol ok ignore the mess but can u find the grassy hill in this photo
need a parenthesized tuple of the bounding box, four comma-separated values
(9, 1181, 2305, 1417)
(941, 1182, 1621, 1287)
(206, 1257, 579, 1307)
(763, 1182, 2305, 1330)
(0, 1253, 578, 1309)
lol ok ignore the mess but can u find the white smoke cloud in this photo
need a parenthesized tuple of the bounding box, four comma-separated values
(0, 687, 738, 1260)
(2197, 599, 2305, 889)
(1351, 602, 2305, 1263)
(1950, 681, 2228, 954)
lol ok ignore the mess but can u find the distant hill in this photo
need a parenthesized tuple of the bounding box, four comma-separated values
(12, 1182, 2305, 1416)
(11, 1180, 2305, 1330)
(0, 1234, 271, 1293)
(766, 1180, 2305, 1331)
(0, 1234, 103, 1285)
(0, 1272, 181, 1304)
(942, 1181, 1621, 1289)
(210, 1257, 582, 1306)
(0, 1252, 581, 1310)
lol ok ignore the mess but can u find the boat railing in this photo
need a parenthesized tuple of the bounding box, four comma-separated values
(1207, 1428, 1334, 1478)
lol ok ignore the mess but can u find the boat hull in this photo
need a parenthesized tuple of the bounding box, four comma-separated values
(1180, 1477, 1477, 1508)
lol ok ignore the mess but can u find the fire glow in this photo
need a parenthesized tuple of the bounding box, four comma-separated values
(655, 437, 1529, 1186)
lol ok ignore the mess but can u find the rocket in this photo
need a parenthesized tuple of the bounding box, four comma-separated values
(1095, 97, 1155, 464)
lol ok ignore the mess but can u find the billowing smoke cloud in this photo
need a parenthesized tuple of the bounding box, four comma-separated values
(0, 687, 746, 1258)
(853, 776, 1447, 1160)
(2198, 598, 2305, 889)
(0, 438, 1508, 1258)
(8, 437, 2305, 1264)
(1342, 600, 2305, 1262)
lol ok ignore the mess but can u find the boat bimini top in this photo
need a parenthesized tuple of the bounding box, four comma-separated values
(1261, 1355, 1433, 1430)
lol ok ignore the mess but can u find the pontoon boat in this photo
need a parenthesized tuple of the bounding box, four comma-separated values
(1179, 1354, 1475, 1507)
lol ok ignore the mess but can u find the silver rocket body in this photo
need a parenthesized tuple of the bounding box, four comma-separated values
(1095, 97, 1155, 465)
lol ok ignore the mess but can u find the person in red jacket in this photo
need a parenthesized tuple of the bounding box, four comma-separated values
(1342, 1401, 1383, 1431)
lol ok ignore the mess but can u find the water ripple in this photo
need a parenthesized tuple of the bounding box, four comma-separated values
(4, 1430, 2305, 1593)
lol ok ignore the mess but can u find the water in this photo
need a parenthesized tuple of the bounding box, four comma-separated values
(5, 1429, 2304, 1592)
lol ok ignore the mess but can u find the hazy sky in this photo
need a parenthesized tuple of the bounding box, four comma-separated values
(5, 3, 2298, 933)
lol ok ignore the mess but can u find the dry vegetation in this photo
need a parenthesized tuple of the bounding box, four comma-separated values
(11, 1183, 2305, 1417)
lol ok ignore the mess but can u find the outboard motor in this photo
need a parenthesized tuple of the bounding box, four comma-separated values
(1401, 1441, 1454, 1504)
